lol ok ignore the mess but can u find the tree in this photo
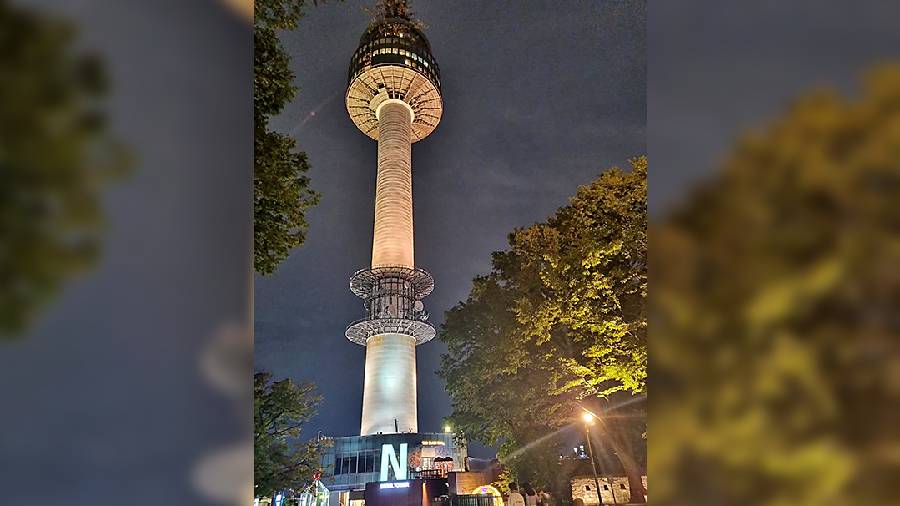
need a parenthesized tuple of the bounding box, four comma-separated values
(439, 157, 647, 501)
(254, 371, 327, 498)
(254, 0, 321, 275)
(0, 3, 128, 337)
(653, 65, 900, 504)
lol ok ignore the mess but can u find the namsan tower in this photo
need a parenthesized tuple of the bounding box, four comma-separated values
(344, 0, 442, 436)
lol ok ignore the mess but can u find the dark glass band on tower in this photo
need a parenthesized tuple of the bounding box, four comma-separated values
(348, 17, 442, 92)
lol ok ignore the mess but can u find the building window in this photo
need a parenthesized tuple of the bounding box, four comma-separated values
(620, 484, 626, 490)
(603, 485, 609, 491)
(359, 453, 375, 473)
(585, 486, 591, 491)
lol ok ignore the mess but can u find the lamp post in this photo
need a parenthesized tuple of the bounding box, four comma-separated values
(582, 411, 617, 505)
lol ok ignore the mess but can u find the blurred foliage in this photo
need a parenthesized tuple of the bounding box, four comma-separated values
(0, 2, 127, 337)
(439, 158, 647, 500)
(254, 371, 328, 498)
(254, 0, 320, 275)
(491, 467, 512, 497)
(652, 65, 900, 504)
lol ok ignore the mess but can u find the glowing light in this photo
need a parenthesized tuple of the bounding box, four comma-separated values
(444, 425, 452, 433)
(380, 481, 410, 489)
(582, 411, 595, 424)
(421, 440, 446, 446)
(379, 443, 408, 481)
(471, 485, 504, 506)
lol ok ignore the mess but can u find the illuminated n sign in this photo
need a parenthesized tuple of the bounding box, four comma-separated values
(379, 443, 408, 481)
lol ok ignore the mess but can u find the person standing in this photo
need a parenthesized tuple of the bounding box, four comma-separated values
(524, 483, 538, 506)
(541, 489, 552, 506)
(508, 483, 526, 506)
(537, 488, 551, 506)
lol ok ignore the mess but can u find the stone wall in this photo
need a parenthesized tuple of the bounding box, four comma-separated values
(449, 471, 491, 495)
(570, 475, 648, 504)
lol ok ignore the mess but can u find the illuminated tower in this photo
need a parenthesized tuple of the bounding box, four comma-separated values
(345, 0, 442, 436)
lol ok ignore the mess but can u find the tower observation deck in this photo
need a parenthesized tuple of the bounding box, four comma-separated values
(344, 0, 443, 436)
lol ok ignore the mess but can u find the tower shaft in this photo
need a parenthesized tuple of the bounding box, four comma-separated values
(361, 99, 419, 435)
(372, 100, 414, 269)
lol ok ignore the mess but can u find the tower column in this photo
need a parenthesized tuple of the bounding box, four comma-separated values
(372, 99, 414, 269)
(360, 333, 418, 435)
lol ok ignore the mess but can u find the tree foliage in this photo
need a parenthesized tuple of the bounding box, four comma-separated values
(439, 157, 647, 500)
(0, 3, 127, 337)
(254, 0, 320, 275)
(653, 65, 900, 504)
(254, 371, 327, 498)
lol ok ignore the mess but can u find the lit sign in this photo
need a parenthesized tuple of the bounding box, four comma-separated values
(420, 440, 446, 446)
(379, 482, 410, 489)
(380, 443, 408, 481)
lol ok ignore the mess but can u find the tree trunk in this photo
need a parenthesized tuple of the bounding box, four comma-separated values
(617, 449, 647, 503)
(604, 428, 647, 503)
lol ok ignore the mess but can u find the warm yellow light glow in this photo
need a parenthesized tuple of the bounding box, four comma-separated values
(582, 412, 595, 424)
(444, 425, 452, 433)
(471, 485, 504, 506)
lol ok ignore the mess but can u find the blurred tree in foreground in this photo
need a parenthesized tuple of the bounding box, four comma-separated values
(653, 65, 900, 504)
(254, 0, 320, 275)
(254, 371, 327, 498)
(440, 157, 647, 501)
(0, 3, 127, 337)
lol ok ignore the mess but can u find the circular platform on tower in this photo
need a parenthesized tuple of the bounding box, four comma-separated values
(345, 317, 436, 346)
(345, 15, 443, 142)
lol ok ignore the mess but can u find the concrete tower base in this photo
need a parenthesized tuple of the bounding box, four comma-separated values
(360, 333, 418, 435)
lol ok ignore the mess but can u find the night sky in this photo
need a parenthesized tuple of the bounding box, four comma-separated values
(650, 0, 900, 214)
(254, 0, 646, 456)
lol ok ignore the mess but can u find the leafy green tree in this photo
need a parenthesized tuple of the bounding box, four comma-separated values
(440, 157, 647, 501)
(0, 3, 127, 337)
(254, 371, 327, 498)
(254, 0, 320, 275)
(653, 65, 900, 505)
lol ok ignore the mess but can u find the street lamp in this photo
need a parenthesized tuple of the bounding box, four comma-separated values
(582, 410, 617, 505)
